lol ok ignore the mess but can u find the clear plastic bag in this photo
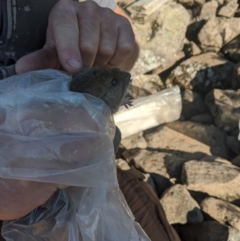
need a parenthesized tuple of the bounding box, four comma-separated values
(114, 86, 182, 138)
(0, 69, 150, 241)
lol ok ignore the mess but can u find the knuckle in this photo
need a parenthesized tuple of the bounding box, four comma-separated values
(99, 47, 115, 58)
(81, 0, 99, 14)
(99, 8, 118, 22)
(118, 15, 131, 26)
(55, 21, 79, 33)
(108, 58, 123, 67)
(119, 42, 133, 54)
(102, 8, 114, 18)
(79, 18, 99, 34)
(52, 0, 76, 16)
(80, 43, 96, 55)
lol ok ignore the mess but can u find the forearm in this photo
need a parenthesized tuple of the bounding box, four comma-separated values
(0, 178, 62, 220)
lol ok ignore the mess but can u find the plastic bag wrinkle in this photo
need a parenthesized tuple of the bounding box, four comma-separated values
(0, 69, 150, 241)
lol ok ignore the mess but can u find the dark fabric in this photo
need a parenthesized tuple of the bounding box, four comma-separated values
(0, 64, 16, 80)
(0, 0, 8, 46)
(0, 222, 3, 241)
(117, 167, 181, 241)
(113, 126, 121, 154)
(0, 0, 59, 64)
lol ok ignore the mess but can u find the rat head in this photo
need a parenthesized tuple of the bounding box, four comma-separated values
(70, 67, 131, 113)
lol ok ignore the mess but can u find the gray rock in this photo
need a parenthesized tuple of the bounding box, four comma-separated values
(189, 41, 202, 56)
(205, 89, 240, 132)
(122, 149, 187, 181)
(181, 90, 209, 120)
(127, 0, 170, 24)
(116, 0, 135, 8)
(227, 136, 240, 155)
(131, 1, 189, 75)
(222, 35, 240, 62)
(166, 121, 228, 159)
(178, 221, 240, 241)
(116, 158, 131, 170)
(182, 159, 240, 202)
(129, 74, 164, 98)
(166, 52, 239, 96)
(122, 148, 183, 196)
(144, 126, 212, 160)
(218, 0, 239, 18)
(121, 132, 148, 149)
(190, 113, 214, 124)
(131, 20, 152, 47)
(152, 51, 185, 75)
(198, 17, 240, 52)
(200, 1, 218, 20)
(216, 0, 224, 5)
(160, 184, 203, 224)
(201, 197, 240, 231)
(144, 121, 228, 159)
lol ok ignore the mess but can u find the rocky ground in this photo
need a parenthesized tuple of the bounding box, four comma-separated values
(116, 0, 240, 240)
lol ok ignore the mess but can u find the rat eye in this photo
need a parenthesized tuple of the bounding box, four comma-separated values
(111, 78, 119, 86)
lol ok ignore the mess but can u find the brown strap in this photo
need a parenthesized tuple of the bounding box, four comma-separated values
(117, 167, 181, 241)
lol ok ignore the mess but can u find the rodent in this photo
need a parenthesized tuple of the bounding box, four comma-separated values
(69, 66, 132, 114)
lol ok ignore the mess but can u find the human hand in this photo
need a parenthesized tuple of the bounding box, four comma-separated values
(15, 0, 135, 74)
(0, 179, 66, 220)
(0, 78, 113, 220)
(0, 103, 104, 221)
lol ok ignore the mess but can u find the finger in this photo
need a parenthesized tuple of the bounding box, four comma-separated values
(94, 10, 118, 66)
(108, 18, 135, 67)
(15, 45, 61, 74)
(51, 3, 82, 73)
(77, 4, 100, 67)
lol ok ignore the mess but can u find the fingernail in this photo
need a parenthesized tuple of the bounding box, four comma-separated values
(66, 58, 81, 69)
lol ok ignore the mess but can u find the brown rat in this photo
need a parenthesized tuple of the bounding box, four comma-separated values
(69, 66, 132, 114)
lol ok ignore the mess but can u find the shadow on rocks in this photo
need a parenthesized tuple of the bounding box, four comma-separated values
(188, 63, 239, 96)
(147, 147, 209, 161)
(175, 221, 229, 241)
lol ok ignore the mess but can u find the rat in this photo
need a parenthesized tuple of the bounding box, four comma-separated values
(69, 66, 132, 114)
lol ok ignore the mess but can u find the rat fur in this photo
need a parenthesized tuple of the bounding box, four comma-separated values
(69, 66, 131, 114)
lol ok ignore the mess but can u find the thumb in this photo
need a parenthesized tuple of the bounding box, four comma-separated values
(15, 45, 61, 74)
